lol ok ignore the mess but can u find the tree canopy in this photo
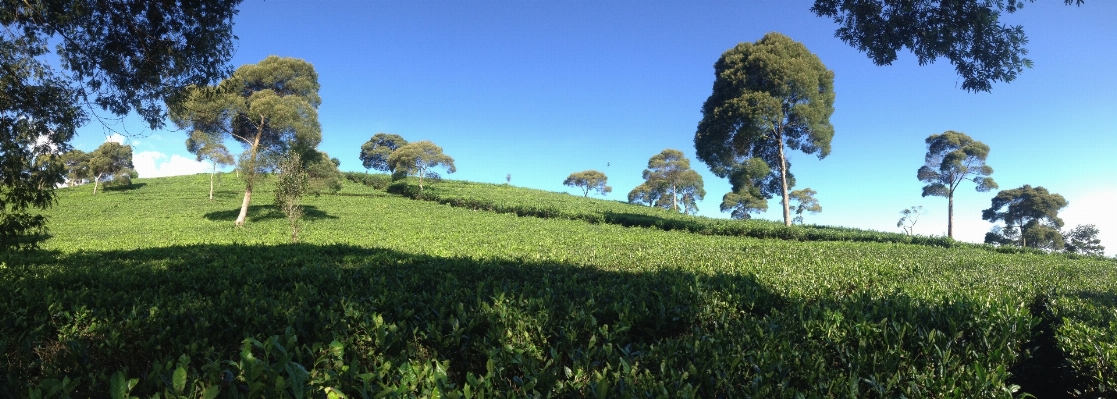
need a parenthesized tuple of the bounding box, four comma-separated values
(810, 0, 1086, 92)
(720, 158, 771, 220)
(186, 130, 234, 200)
(982, 185, 1068, 249)
(387, 141, 456, 191)
(564, 170, 612, 198)
(627, 149, 706, 215)
(170, 56, 322, 226)
(0, 0, 240, 246)
(88, 141, 135, 195)
(360, 133, 409, 174)
(1063, 224, 1105, 256)
(786, 188, 822, 225)
(917, 131, 998, 239)
(695, 32, 835, 226)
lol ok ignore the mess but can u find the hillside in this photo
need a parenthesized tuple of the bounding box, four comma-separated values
(2, 174, 1115, 397)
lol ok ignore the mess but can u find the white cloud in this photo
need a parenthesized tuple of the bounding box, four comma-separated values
(133, 151, 210, 178)
(105, 133, 127, 144)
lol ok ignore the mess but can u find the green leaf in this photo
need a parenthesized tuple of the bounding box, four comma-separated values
(203, 385, 220, 399)
(172, 366, 187, 394)
(109, 371, 127, 399)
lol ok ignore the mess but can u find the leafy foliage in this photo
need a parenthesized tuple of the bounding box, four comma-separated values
(359, 133, 408, 173)
(983, 185, 1068, 249)
(1063, 224, 1105, 256)
(4, 174, 1114, 397)
(88, 142, 135, 194)
(694, 32, 835, 226)
(564, 170, 612, 197)
(186, 130, 235, 200)
(387, 140, 456, 191)
(170, 56, 323, 226)
(0, 0, 240, 247)
(627, 149, 705, 214)
(274, 152, 308, 243)
(719, 158, 771, 220)
(810, 0, 1085, 92)
(896, 205, 925, 235)
(786, 188, 822, 224)
(918, 131, 997, 238)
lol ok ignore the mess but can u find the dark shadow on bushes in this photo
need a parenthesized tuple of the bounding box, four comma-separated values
(104, 182, 146, 192)
(202, 204, 339, 222)
(0, 243, 1077, 397)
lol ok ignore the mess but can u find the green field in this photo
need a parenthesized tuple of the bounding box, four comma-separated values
(3, 174, 1115, 398)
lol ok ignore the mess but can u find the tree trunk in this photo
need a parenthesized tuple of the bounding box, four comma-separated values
(947, 194, 954, 238)
(209, 162, 216, 200)
(93, 173, 102, 194)
(776, 130, 791, 227)
(672, 184, 678, 212)
(235, 120, 264, 227)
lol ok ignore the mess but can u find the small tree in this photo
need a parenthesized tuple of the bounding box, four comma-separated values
(59, 149, 92, 187)
(564, 170, 612, 198)
(1064, 224, 1105, 256)
(360, 133, 408, 174)
(274, 152, 308, 243)
(627, 149, 705, 214)
(387, 141, 456, 191)
(982, 185, 1068, 249)
(88, 142, 135, 194)
(917, 131, 998, 239)
(786, 188, 822, 224)
(897, 206, 926, 235)
(720, 158, 770, 220)
(186, 131, 235, 200)
(304, 151, 343, 195)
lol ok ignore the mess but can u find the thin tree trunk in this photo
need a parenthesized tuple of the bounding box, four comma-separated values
(235, 120, 264, 227)
(947, 194, 954, 238)
(209, 162, 216, 200)
(672, 184, 678, 212)
(776, 130, 791, 227)
(93, 173, 102, 194)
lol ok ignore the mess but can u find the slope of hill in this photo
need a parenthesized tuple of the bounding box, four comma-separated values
(2, 174, 1114, 397)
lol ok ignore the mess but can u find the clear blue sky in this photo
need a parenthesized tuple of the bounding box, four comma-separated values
(72, 0, 1117, 254)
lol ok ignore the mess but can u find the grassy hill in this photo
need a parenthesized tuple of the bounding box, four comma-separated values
(2, 174, 1115, 398)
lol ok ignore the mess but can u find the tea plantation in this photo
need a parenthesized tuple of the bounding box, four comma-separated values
(2, 174, 1115, 398)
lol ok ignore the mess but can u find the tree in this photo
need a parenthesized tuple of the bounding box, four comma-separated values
(186, 131, 235, 200)
(59, 149, 92, 187)
(170, 56, 323, 226)
(274, 151, 308, 243)
(1064, 224, 1105, 256)
(627, 149, 706, 214)
(720, 158, 771, 220)
(1, 0, 240, 246)
(982, 185, 1068, 249)
(387, 141, 456, 191)
(359, 133, 408, 175)
(88, 142, 135, 194)
(810, 0, 1085, 92)
(694, 32, 835, 227)
(304, 150, 343, 195)
(563, 170, 612, 198)
(917, 131, 998, 239)
(897, 205, 926, 235)
(786, 188, 822, 225)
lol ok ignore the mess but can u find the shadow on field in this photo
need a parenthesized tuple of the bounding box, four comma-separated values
(202, 204, 339, 222)
(0, 243, 1089, 397)
(104, 182, 146, 192)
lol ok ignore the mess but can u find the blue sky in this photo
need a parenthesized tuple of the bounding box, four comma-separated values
(72, 0, 1117, 254)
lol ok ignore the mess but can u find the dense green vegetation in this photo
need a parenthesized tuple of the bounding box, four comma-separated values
(2, 174, 1115, 397)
